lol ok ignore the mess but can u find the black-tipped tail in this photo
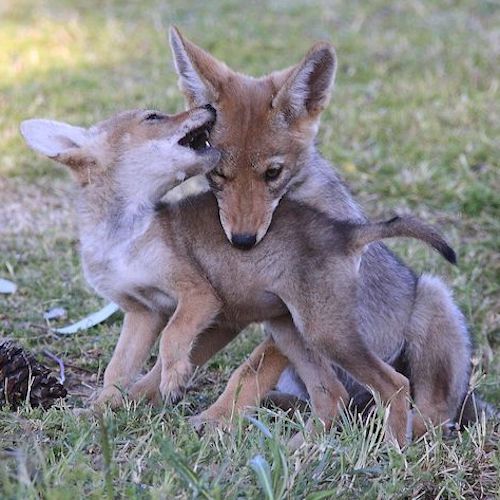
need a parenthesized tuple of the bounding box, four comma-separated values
(351, 215, 458, 266)
(440, 243, 457, 265)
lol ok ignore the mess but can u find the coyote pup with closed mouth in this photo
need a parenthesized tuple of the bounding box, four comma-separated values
(167, 27, 474, 438)
(22, 105, 456, 446)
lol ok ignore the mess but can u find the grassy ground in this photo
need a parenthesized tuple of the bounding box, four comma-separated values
(1, 0, 499, 497)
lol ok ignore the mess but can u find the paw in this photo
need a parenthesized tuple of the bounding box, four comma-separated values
(129, 379, 162, 406)
(93, 386, 124, 410)
(189, 412, 214, 434)
(287, 418, 324, 451)
(385, 405, 410, 449)
(189, 409, 231, 434)
(159, 358, 193, 404)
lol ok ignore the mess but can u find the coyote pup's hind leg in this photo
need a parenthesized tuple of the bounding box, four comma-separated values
(190, 336, 289, 430)
(406, 274, 471, 437)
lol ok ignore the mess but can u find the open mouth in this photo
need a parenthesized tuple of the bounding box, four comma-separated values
(178, 121, 213, 151)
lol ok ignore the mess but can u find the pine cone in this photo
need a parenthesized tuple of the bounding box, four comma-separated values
(0, 340, 67, 410)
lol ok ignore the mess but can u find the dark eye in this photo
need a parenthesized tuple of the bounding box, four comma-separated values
(265, 164, 283, 182)
(144, 112, 164, 121)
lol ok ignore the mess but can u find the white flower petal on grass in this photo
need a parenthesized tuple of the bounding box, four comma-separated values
(54, 303, 120, 335)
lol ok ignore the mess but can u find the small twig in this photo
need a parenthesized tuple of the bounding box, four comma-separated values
(62, 362, 95, 374)
(42, 350, 65, 384)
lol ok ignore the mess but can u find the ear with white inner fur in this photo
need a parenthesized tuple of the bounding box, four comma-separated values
(20, 119, 89, 168)
(169, 26, 227, 107)
(272, 42, 337, 120)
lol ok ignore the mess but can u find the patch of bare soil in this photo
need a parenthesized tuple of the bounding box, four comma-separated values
(0, 176, 76, 237)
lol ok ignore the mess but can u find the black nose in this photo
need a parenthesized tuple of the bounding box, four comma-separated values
(231, 233, 257, 250)
(203, 103, 216, 117)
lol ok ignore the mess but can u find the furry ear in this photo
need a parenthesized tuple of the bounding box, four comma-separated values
(169, 26, 228, 107)
(272, 42, 336, 120)
(20, 119, 90, 168)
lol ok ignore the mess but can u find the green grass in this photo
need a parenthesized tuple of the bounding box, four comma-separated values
(0, 0, 499, 497)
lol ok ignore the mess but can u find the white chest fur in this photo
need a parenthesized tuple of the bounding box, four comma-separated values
(80, 214, 176, 313)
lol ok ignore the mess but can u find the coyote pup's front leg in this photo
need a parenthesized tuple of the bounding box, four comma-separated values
(95, 309, 166, 408)
(158, 278, 221, 403)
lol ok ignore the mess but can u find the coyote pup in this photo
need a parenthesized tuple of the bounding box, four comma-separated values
(168, 28, 473, 437)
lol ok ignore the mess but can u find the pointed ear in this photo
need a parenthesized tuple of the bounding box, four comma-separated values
(169, 26, 229, 107)
(20, 119, 90, 169)
(272, 42, 336, 120)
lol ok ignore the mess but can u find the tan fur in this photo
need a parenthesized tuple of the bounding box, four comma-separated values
(157, 276, 221, 402)
(190, 337, 289, 429)
(170, 27, 331, 244)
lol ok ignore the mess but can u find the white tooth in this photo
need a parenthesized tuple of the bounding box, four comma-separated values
(205, 140, 210, 148)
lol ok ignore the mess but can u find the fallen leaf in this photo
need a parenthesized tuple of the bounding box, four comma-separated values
(0, 278, 17, 294)
(54, 303, 120, 335)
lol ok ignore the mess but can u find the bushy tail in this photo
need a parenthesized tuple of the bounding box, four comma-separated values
(349, 216, 457, 264)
